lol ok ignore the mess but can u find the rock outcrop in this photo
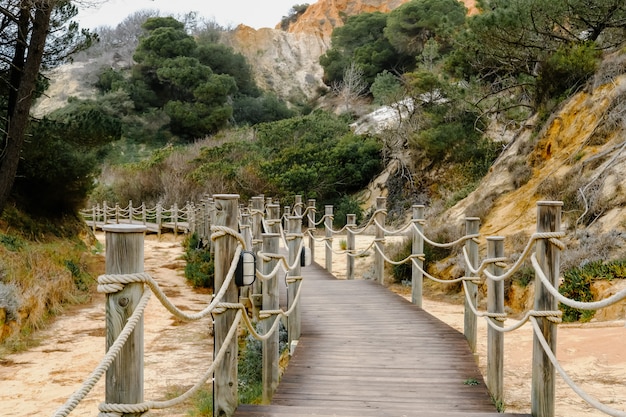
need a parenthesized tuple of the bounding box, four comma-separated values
(225, 0, 479, 105)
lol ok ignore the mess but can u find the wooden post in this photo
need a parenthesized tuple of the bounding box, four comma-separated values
(487, 236, 505, 408)
(115, 203, 120, 224)
(103, 201, 109, 225)
(128, 200, 133, 223)
(324, 205, 333, 272)
(287, 216, 302, 349)
(156, 203, 162, 238)
(267, 204, 281, 234)
(346, 214, 356, 280)
(141, 203, 146, 226)
(262, 233, 280, 403)
(294, 195, 303, 216)
(240, 212, 252, 306)
(464, 217, 480, 353)
(307, 199, 316, 263)
(531, 201, 562, 417)
(103, 224, 147, 417)
(213, 194, 240, 417)
(374, 197, 386, 285)
(92, 205, 97, 233)
(250, 197, 265, 309)
(412, 205, 425, 307)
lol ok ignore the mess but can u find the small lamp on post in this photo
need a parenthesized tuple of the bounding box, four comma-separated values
(300, 247, 312, 267)
(236, 250, 257, 287)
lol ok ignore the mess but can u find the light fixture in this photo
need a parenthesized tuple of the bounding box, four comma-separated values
(300, 247, 312, 267)
(236, 251, 256, 287)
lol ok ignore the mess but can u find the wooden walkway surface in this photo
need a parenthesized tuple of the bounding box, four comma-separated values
(235, 263, 530, 417)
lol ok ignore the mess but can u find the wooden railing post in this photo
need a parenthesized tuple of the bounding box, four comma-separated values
(262, 233, 280, 403)
(103, 224, 147, 417)
(240, 212, 252, 308)
(266, 204, 281, 235)
(346, 214, 356, 280)
(115, 203, 120, 224)
(487, 236, 505, 409)
(172, 203, 179, 237)
(213, 194, 240, 417)
(531, 201, 562, 417)
(464, 217, 480, 353)
(412, 205, 425, 307)
(103, 201, 109, 225)
(92, 205, 97, 233)
(324, 205, 333, 272)
(374, 197, 386, 285)
(287, 216, 302, 352)
(141, 202, 147, 226)
(250, 196, 265, 307)
(294, 195, 303, 216)
(156, 203, 162, 238)
(128, 200, 133, 223)
(307, 199, 316, 262)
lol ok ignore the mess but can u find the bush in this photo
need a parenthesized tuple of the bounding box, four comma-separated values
(559, 259, 626, 322)
(183, 233, 214, 288)
(535, 42, 601, 107)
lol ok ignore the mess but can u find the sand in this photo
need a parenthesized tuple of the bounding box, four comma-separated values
(0, 232, 624, 416)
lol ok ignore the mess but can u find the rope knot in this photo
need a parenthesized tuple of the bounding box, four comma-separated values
(97, 272, 151, 294)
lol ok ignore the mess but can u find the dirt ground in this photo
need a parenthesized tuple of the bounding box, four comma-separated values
(0, 232, 624, 416)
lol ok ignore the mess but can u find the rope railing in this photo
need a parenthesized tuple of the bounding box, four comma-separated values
(73, 195, 625, 417)
(61, 195, 308, 417)
(311, 197, 624, 417)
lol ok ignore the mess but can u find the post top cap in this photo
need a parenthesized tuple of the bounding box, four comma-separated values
(537, 200, 564, 206)
(213, 194, 240, 200)
(487, 236, 505, 241)
(102, 224, 147, 233)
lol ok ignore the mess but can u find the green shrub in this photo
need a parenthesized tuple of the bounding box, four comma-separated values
(183, 233, 214, 288)
(559, 259, 626, 322)
(535, 42, 601, 107)
(391, 239, 412, 284)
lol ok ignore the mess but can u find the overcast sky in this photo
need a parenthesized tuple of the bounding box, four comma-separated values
(75, 0, 302, 30)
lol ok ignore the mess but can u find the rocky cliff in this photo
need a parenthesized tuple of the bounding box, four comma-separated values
(224, 0, 478, 105)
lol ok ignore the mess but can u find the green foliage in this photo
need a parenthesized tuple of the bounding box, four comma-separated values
(391, 239, 413, 284)
(232, 94, 297, 126)
(384, 0, 467, 55)
(535, 42, 601, 107)
(370, 70, 403, 105)
(13, 107, 117, 215)
(257, 112, 382, 200)
(0, 234, 24, 252)
(319, 12, 413, 86)
(183, 233, 214, 288)
(196, 42, 259, 97)
(559, 259, 626, 322)
(279, 4, 310, 30)
(332, 195, 363, 228)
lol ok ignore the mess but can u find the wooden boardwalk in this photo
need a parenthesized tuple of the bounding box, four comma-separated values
(235, 263, 530, 417)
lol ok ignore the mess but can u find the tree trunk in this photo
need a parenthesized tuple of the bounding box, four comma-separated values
(0, 1, 54, 214)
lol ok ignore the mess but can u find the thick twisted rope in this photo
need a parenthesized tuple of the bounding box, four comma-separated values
(410, 257, 474, 284)
(346, 238, 377, 257)
(531, 253, 626, 310)
(463, 232, 566, 282)
(461, 281, 562, 333)
(52, 291, 152, 417)
(412, 222, 479, 248)
(530, 317, 626, 417)
(373, 218, 414, 236)
(98, 309, 243, 415)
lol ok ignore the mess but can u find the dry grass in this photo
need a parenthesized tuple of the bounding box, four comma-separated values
(0, 236, 103, 354)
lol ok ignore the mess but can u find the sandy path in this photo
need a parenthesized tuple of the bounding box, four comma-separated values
(0, 233, 213, 417)
(1, 232, 625, 417)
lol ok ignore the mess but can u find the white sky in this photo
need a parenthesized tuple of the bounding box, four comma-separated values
(75, 0, 302, 30)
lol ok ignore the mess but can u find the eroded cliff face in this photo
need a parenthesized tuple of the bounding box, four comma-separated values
(221, 26, 330, 103)
(225, 0, 478, 105)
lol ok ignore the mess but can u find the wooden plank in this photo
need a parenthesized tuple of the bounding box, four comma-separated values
(234, 261, 512, 417)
